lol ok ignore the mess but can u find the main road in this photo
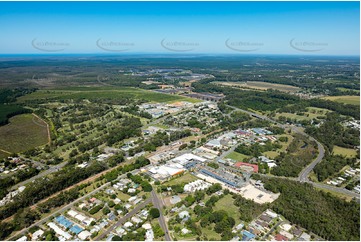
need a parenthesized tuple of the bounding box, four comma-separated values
(10, 159, 68, 190)
(151, 190, 172, 241)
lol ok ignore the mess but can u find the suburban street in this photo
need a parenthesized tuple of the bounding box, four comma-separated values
(95, 198, 152, 241)
(261, 220, 284, 240)
(8, 181, 112, 241)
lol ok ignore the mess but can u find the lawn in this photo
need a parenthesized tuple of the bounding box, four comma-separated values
(17, 87, 200, 103)
(213, 194, 241, 224)
(263, 151, 279, 159)
(332, 146, 358, 158)
(0, 114, 49, 153)
(226, 151, 250, 162)
(201, 225, 222, 241)
(164, 173, 198, 186)
(116, 191, 131, 201)
(322, 95, 360, 106)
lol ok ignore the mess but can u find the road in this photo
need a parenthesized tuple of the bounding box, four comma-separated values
(310, 181, 359, 199)
(10, 160, 68, 190)
(261, 220, 284, 240)
(298, 135, 325, 183)
(258, 173, 359, 199)
(224, 105, 360, 199)
(151, 190, 172, 241)
(225, 105, 325, 183)
(95, 198, 152, 241)
(217, 141, 238, 161)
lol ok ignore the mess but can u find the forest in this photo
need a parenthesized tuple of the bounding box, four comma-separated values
(193, 80, 360, 119)
(257, 176, 360, 241)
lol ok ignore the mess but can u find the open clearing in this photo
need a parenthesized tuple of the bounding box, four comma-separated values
(322, 95, 360, 106)
(17, 87, 200, 103)
(0, 114, 49, 153)
(163, 172, 197, 186)
(263, 134, 294, 159)
(275, 107, 329, 122)
(213, 194, 241, 224)
(332, 146, 358, 158)
(336, 87, 360, 94)
(213, 81, 301, 93)
(201, 225, 221, 241)
(226, 151, 250, 162)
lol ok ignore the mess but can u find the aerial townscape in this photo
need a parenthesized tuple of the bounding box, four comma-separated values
(0, 1, 360, 242)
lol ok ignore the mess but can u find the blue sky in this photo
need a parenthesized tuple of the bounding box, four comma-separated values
(0, 1, 359, 55)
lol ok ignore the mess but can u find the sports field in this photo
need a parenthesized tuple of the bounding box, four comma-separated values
(17, 87, 200, 103)
(322, 95, 360, 106)
(0, 114, 49, 153)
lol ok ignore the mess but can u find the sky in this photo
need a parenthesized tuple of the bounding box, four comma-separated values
(0, 1, 359, 55)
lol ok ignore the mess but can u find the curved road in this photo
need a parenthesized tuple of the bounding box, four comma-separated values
(225, 105, 358, 198)
(226, 104, 325, 182)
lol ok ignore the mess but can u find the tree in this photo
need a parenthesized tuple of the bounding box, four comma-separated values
(149, 208, 160, 219)
(179, 143, 188, 150)
(112, 235, 122, 241)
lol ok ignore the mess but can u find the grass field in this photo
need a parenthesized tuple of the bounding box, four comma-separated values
(336, 87, 360, 94)
(275, 107, 329, 122)
(201, 225, 221, 241)
(262, 151, 279, 159)
(213, 194, 241, 224)
(17, 87, 200, 103)
(332, 146, 358, 158)
(164, 173, 197, 186)
(213, 81, 301, 93)
(225, 151, 250, 162)
(0, 114, 49, 153)
(322, 95, 360, 106)
(263, 134, 294, 159)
